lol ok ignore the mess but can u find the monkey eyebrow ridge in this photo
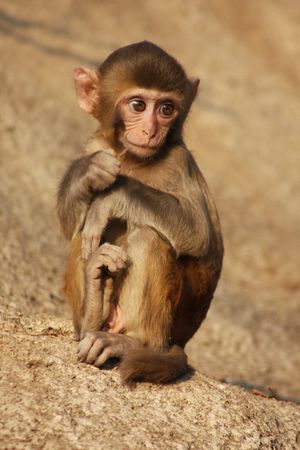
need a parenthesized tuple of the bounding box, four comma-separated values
(116, 88, 182, 108)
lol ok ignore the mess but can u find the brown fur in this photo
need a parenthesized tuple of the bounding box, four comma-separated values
(120, 346, 188, 384)
(96, 41, 192, 140)
(58, 42, 224, 384)
(63, 233, 84, 339)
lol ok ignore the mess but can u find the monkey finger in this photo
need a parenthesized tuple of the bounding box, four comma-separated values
(85, 338, 106, 364)
(115, 258, 127, 270)
(92, 163, 119, 179)
(107, 260, 118, 273)
(77, 334, 99, 361)
(100, 150, 121, 167)
(98, 249, 124, 265)
(93, 152, 121, 173)
(94, 344, 123, 367)
(94, 167, 120, 185)
(88, 252, 126, 274)
(112, 246, 129, 262)
(109, 255, 128, 269)
(103, 166, 120, 179)
(100, 244, 128, 262)
(101, 251, 127, 269)
(101, 150, 120, 164)
(88, 254, 111, 272)
(89, 162, 116, 178)
(116, 248, 129, 262)
(88, 170, 115, 190)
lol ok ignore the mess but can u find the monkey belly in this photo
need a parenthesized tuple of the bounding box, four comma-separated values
(102, 304, 125, 334)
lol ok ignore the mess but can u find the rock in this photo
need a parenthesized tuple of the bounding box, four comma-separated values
(1, 314, 299, 450)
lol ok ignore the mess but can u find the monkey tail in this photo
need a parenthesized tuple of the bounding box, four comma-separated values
(119, 345, 188, 385)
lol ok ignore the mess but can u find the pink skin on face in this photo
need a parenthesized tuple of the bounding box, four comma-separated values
(116, 88, 180, 158)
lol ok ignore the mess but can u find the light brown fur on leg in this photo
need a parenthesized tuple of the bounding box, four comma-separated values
(64, 228, 128, 340)
(64, 225, 221, 384)
(119, 226, 183, 350)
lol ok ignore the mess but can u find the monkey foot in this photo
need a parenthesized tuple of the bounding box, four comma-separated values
(77, 331, 141, 367)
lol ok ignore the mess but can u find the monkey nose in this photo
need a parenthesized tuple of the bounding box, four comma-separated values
(142, 130, 149, 136)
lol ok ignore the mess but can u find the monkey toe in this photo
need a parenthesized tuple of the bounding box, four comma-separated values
(77, 333, 98, 362)
(78, 332, 124, 367)
(85, 339, 106, 364)
(94, 344, 123, 367)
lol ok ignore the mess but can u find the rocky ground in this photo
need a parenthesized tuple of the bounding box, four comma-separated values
(0, 1, 299, 448)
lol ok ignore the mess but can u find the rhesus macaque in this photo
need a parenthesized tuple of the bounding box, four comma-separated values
(57, 41, 223, 384)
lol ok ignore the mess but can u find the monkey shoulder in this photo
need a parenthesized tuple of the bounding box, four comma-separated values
(168, 144, 201, 178)
(168, 145, 208, 197)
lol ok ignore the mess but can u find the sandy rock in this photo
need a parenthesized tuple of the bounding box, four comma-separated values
(1, 315, 299, 450)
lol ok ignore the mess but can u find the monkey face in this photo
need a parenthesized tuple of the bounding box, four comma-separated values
(73, 42, 200, 158)
(116, 88, 180, 159)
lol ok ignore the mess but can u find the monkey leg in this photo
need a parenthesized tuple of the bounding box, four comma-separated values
(78, 226, 188, 384)
(67, 229, 219, 384)
(63, 234, 85, 340)
(80, 242, 129, 338)
(170, 257, 221, 347)
(63, 234, 127, 340)
(78, 226, 182, 351)
(119, 226, 183, 350)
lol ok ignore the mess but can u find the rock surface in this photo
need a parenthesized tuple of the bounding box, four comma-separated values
(0, 1, 299, 448)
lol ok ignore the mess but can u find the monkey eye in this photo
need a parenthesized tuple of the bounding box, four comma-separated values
(128, 99, 146, 112)
(159, 103, 175, 117)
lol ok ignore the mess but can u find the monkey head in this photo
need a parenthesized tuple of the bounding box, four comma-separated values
(74, 41, 199, 159)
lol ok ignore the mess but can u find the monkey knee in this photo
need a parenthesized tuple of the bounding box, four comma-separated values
(126, 226, 171, 259)
(127, 226, 156, 243)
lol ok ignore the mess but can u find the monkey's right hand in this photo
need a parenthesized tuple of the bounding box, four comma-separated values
(82, 149, 120, 192)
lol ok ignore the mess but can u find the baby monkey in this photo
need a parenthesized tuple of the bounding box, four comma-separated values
(57, 41, 223, 384)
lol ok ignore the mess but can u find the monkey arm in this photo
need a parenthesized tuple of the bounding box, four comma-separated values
(116, 177, 211, 257)
(57, 156, 93, 240)
(82, 176, 211, 258)
(57, 150, 121, 240)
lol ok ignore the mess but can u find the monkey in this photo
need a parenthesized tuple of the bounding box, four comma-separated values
(57, 41, 223, 384)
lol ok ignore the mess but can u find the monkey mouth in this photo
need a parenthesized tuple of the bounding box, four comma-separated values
(125, 140, 159, 155)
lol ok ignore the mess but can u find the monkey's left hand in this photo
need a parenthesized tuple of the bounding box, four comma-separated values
(77, 331, 142, 367)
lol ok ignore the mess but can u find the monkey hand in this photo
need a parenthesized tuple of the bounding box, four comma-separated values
(77, 331, 142, 367)
(84, 243, 129, 279)
(82, 149, 121, 192)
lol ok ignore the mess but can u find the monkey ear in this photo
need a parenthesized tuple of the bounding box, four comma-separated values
(189, 77, 200, 103)
(74, 67, 100, 114)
